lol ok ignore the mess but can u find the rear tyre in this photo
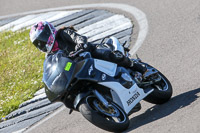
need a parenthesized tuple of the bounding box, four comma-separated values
(78, 95, 130, 132)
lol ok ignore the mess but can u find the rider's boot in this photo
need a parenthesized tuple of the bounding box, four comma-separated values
(109, 52, 154, 80)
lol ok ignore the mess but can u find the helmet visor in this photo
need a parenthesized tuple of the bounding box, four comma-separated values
(33, 39, 47, 52)
(33, 24, 52, 52)
(37, 24, 51, 43)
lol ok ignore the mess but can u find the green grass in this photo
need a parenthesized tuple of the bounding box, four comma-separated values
(0, 29, 45, 120)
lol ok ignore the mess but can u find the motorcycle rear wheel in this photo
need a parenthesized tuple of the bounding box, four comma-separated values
(78, 95, 130, 132)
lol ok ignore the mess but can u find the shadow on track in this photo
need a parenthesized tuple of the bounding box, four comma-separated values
(126, 88, 200, 132)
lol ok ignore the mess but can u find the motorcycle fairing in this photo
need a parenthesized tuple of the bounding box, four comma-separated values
(43, 51, 153, 107)
(74, 58, 132, 85)
(74, 58, 118, 82)
(98, 82, 154, 114)
(94, 59, 117, 77)
(43, 54, 117, 102)
(43, 51, 76, 101)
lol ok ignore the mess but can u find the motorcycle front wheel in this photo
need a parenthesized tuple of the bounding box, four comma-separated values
(78, 95, 130, 132)
(144, 68, 173, 104)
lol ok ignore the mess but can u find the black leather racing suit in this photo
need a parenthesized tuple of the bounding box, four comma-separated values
(54, 28, 146, 74)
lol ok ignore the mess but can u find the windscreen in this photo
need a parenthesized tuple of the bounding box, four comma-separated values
(43, 50, 75, 96)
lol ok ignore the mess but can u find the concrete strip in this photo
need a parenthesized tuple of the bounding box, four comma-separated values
(3, 99, 51, 121)
(0, 102, 63, 131)
(11, 11, 63, 31)
(0, 17, 19, 27)
(78, 15, 125, 34)
(56, 9, 109, 29)
(79, 15, 130, 38)
(19, 93, 47, 108)
(0, 114, 48, 133)
(111, 28, 132, 40)
(0, 10, 81, 31)
(34, 88, 45, 96)
(89, 21, 132, 42)
(52, 9, 95, 27)
(46, 10, 81, 23)
(0, 15, 37, 31)
(74, 11, 114, 30)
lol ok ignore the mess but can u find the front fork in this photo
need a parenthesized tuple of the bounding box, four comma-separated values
(73, 89, 110, 110)
(93, 90, 110, 108)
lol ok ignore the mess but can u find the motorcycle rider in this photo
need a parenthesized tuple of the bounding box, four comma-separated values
(29, 21, 150, 80)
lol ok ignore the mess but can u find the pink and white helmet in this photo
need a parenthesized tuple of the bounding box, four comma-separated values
(29, 21, 57, 53)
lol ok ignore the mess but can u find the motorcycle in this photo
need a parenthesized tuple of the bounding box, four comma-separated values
(43, 37, 173, 132)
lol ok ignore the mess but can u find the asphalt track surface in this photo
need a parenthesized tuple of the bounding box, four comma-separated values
(1, 0, 200, 133)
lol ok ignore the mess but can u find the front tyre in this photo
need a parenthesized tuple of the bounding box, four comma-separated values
(78, 96, 130, 132)
(144, 70, 173, 104)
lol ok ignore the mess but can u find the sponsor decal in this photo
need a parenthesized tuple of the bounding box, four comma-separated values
(65, 62, 72, 71)
(126, 92, 140, 106)
(102, 74, 106, 80)
(88, 65, 93, 75)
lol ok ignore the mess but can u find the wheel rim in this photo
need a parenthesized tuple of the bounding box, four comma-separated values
(154, 74, 169, 91)
(93, 100, 120, 117)
(86, 96, 127, 124)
